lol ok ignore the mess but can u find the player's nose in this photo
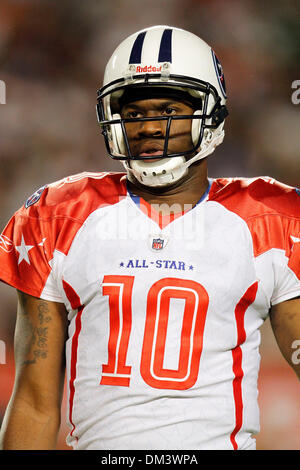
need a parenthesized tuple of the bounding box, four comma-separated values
(138, 117, 165, 138)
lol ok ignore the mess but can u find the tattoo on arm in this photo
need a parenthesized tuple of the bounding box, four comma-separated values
(18, 297, 52, 366)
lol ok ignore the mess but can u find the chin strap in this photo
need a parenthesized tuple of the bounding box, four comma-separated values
(184, 125, 225, 170)
(125, 126, 225, 188)
(124, 156, 188, 187)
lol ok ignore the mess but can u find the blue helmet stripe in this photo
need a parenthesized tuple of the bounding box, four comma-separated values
(158, 28, 173, 63)
(129, 31, 147, 64)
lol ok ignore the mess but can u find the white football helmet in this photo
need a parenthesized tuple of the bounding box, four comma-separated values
(96, 25, 228, 187)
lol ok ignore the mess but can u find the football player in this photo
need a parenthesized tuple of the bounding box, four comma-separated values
(0, 25, 299, 451)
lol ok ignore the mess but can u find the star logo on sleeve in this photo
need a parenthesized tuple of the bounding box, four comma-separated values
(15, 235, 34, 265)
(290, 235, 300, 255)
(291, 235, 300, 244)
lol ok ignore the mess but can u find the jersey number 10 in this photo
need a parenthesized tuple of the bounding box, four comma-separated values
(100, 275, 210, 390)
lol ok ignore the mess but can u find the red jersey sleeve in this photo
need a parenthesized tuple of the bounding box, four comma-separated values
(0, 202, 54, 298)
(210, 177, 300, 305)
(0, 172, 127, 300)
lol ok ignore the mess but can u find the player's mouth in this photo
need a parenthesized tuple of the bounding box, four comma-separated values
(139, 149, 164, 162)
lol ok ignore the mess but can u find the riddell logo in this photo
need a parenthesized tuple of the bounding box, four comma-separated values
(136, 65, 162, 73)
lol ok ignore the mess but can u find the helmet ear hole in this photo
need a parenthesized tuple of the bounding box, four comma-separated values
(191, 110, 202, 148)
(111, 114, 126, 155)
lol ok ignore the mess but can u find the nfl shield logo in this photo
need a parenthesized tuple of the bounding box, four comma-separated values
(152, 237, 164, 250)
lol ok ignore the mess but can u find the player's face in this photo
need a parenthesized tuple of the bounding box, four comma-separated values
(120, 98, 195, 160)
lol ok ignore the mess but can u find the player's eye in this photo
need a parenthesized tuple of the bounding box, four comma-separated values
(125, 110, 142, 119)
(163, 106, 177, 116)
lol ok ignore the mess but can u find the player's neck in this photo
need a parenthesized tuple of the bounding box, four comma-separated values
(127, 159, 209, 214)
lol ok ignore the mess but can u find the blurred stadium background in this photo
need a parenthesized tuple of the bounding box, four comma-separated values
(0, 0, 299, 450)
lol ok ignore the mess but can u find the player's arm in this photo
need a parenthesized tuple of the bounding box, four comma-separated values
(0, 290, 68, 450)
(269, 296, 300, 380)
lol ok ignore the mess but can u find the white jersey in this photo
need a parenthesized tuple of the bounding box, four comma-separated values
(0, 172, 299, 450)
